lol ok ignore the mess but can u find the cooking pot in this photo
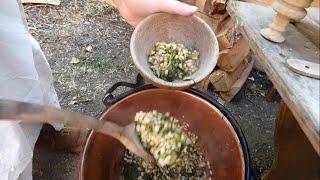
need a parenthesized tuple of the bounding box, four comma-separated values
(79, 75, 252, 180)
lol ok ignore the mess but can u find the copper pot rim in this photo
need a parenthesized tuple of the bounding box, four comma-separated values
(79, 88, 250, 180)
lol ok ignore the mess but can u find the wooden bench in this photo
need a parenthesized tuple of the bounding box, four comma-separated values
(227, 1, 320, 179)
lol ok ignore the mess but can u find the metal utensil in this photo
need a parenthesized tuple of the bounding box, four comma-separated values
(0, 99, 153, 162)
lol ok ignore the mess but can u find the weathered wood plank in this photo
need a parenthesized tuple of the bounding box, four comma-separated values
(242, 0, 319, 7)
(227, 1, 320, 155)
(296, 8, 320, 47)
(241, 0, 273, 6)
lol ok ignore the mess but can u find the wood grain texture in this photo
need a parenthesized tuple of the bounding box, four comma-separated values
(228, 1, 320, 155)
(220, 57, 254, 101)
(241, 0, 274, 6)
(195, 11, 219, 32)
(311, 0, 320, 7)
(195, 77, 211, 90)
(296, 7, 320, 47)
(213, 58, 249, 91)
(241, 0, 320, 7)
(217, 36, 250, 71)
(216, 17, 240, 49)
(263, 101, 320, 180)
(286, 59, 320, 79)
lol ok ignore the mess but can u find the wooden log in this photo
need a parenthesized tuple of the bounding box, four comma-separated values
(212, 57, 249, 91)
(216, 17, 241, 49)
(181, 0, 213, 14)
(196, 0, 209, 12)
(182, 0, 228, 33)
(211, 0, 227, 14)
(195, 77, 211, 91)
(212, 12, 230, 33)
(195, 12, 220, 32)
(217, 36, 250, 72)
(220, 57, 254, 101)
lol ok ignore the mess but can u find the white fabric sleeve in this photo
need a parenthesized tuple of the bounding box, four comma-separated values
(0, 0, 63, 179)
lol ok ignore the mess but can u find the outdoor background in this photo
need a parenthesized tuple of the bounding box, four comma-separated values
(24, 0, 280, 179)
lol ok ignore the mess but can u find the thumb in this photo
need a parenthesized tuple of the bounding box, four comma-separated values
(158, 0, 198, 16)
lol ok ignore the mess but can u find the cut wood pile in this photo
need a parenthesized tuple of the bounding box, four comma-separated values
(184, 0, 254, 101)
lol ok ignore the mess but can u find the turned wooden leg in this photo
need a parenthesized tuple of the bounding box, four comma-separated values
(263, 101, 320, 180)
(260, 0, 313, 43)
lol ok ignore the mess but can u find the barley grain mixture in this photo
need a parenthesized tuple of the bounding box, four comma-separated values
(123, 111, 211, 180)
(148, 42, 199, 82)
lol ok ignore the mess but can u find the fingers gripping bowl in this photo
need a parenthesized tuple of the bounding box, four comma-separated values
(130, 13, 219, 89)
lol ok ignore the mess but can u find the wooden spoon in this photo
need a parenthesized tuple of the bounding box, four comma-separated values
(0, 99, 153, 162)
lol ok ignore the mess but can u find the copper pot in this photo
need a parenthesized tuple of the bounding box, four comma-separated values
(79, 77, 251, 180)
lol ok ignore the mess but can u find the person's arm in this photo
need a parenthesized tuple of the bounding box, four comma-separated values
(105, 0, 197, 26)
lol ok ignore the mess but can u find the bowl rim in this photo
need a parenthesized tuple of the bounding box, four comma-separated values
(130, 13, 219, 89)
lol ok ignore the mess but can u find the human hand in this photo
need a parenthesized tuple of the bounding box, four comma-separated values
(113, 0, 198, 26)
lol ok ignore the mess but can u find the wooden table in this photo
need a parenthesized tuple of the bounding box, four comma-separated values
(227, 1, 320, 179)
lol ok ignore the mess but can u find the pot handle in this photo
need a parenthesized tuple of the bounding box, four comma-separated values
(103, 74, 145, 107)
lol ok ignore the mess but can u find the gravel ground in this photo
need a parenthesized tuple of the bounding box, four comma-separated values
(24, 1, 280, 179)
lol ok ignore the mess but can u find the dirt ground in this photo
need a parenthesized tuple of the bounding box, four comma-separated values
(24, 0, 280, 179)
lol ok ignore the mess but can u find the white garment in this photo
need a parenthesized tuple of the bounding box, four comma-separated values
(0, 0, 62, 179)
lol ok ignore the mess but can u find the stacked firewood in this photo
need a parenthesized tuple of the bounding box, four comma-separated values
(183, 0, 254, 101)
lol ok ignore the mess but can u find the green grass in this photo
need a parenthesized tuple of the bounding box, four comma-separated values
(92, 57, 109, 69)
(53, 73, 73, 86)
(104, 5, 118, 14)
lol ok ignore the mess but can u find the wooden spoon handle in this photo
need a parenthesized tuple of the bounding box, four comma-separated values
(0, 99, 152, 161)
(0, 99, 103, 129)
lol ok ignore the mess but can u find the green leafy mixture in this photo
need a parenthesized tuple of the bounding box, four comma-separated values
(123, 111, 211, 180)
(148, 42, 199, 82)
